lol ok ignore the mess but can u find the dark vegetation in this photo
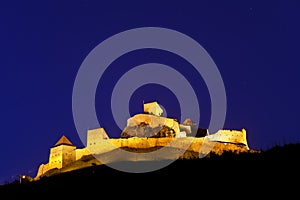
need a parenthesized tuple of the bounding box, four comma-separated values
(1, 143, 300, 195)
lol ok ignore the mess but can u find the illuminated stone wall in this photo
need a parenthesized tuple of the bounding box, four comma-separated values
(75, 148, 90, 160)
(81, 128, 249, 156)
(86, 128, 114, 154)
(49, 145, 76, 169)
(35, 128, 250, 178)
(36, 163, 50, 177)
(206, 129, 248, 148)
(89, 130, 249, 156)
(143, 101, 163, 116)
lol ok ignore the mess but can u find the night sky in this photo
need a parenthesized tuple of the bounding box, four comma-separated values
(1, 0, 300, 183)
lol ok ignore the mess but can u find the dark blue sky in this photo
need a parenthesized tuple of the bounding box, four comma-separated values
(1, 0, 300, 183)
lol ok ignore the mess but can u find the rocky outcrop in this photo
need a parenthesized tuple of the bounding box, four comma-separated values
(125, 114, 180, 137)
(121, 123, 176, 138)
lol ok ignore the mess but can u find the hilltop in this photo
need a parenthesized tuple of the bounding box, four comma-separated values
(3, 101, 298, 195)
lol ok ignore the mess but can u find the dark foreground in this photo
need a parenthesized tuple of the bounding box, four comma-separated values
(1, 143, 300, 196)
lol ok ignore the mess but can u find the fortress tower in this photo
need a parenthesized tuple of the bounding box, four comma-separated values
(48, 135, 76, 169)
(143, 101, 163, 116)
(86, 128, 112, 154)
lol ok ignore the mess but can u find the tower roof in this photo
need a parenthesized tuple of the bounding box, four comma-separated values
(52, 135, 75, 148)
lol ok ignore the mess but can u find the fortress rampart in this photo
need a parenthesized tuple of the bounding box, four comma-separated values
(36, 127, 249, 178)
(36, 102, 250, 178)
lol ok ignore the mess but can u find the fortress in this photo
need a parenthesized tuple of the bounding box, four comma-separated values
(36, 102, 250, 178)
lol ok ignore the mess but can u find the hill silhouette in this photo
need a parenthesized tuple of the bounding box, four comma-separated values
(1, 143, 300, 196)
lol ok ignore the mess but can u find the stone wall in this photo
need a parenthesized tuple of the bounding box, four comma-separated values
(49, 145, 76, 169)
(206, 129, 248, 148)
(49, 146, 63, 169)
(36, 163, 50, 178)
(90, 130, 249, 156)
(35, 128, 250, 178)
(143, 101, 163, 116)
(75, 148, 90, 160)
(86, 128, 112, 154)
(62, 145, 76, 166)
